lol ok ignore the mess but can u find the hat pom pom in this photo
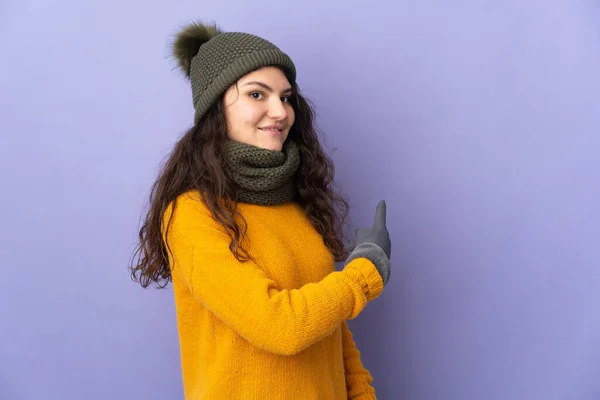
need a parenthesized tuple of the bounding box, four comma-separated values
(172, 20, 222, 78)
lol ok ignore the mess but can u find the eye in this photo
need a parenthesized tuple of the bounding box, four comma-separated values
(281, 96, 291, 103)
(250, 92, 264, 100)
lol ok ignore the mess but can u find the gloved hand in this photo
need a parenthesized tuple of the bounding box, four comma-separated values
(345, 200, 392, 285)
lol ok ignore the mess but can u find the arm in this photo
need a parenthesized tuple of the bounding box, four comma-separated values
(164, 193, 384, 356)
(342, 322, 377, 399)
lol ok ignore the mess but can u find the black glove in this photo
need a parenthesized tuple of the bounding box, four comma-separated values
(345, 200, 392, 285)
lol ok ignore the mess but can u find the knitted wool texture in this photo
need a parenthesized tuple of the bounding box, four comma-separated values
(164, 192, 383, 399)
(224, 139, 300, 205)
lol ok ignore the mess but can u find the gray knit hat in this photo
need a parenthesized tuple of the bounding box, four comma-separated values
(172, 21, 297, 124)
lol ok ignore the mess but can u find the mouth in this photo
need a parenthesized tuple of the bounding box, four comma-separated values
(259, 126, 284, 135)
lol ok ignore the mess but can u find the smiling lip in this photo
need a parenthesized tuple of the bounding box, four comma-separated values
(259, 125, 284, 135)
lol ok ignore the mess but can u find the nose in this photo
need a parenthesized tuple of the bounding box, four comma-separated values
(267, 97, 288, 121)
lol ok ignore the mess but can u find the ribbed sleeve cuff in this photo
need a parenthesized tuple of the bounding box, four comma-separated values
(342, 258, 384, 318)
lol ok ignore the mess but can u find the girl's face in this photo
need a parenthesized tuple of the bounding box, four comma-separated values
(224, 66, 295, 152)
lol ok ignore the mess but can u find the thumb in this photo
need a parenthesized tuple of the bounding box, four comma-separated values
(373, 200, 387, 229)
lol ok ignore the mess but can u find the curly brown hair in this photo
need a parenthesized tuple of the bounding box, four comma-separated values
(129, 79, 350, 288)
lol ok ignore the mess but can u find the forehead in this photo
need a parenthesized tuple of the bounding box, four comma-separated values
(238, 66, 290, 85)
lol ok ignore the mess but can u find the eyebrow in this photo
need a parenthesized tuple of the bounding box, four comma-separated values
(243, 81, 293, 94)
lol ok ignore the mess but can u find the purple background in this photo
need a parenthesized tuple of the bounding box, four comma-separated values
(1, 0, 599, 399)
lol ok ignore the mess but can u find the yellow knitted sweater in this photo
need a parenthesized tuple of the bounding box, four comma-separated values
(163, 191, 384, 399)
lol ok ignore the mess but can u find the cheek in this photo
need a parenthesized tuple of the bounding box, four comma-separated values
(227, 104, 260, 133)
(237, 104, 264, 128)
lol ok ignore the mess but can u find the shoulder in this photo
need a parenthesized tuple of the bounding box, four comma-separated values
(167, 190, 209, 215)
(163, 190, 229, 243)
(163, 190, 213, 229)
(174, 190, 208, 211)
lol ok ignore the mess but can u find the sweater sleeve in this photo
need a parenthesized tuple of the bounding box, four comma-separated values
(163, 194, 384, 356)
(342, 321, 377, 399)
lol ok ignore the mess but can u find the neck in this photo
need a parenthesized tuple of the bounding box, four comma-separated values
(224, 140, 300, 205)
